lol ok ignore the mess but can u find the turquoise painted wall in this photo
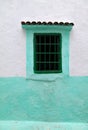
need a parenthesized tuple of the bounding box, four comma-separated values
(0, 76, 88, 122)
(7, 24, 87, 124)
(0, 121, 88, 130)
(0, 24, 88, 129)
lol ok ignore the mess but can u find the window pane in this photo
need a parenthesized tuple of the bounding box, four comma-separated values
(41, 54, 45, 62)
(50, 63, 55, 70)
(46, 63, 49, 70)
(34, 33, 62, 73)
(40, 35, 45, 43)
(46, 54, 49, 62)
(41, 45, 45, 52)
(46, 45, 50, 52)
(39, 63, 44, 70)
(50, 54, 55, 62)
(36, 35, 40, 43)
(46, 35, 50, 43)
(36, 45, 40, 52)
(51, 35, 55, 43)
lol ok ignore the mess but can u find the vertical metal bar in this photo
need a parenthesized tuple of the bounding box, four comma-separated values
(35, 36, 37, 71)
(34, 34, 36, 72)
(44, 35, 46, 70)
(59, 34, 62, 71)
(54, 35, 56, 70)
(39, 35, 41, 71)
(49, 35, 51, 70)
(57, 35, 60, 71)
(36, 35, 38, 71)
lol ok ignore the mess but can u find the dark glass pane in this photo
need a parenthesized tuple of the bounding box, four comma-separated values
(36, 35, 40, 43)
(54, 44, 61, 52)
(51, 35, 55, 43)
(55, 45, 59, 52)
(58, 54, 61, 61)
(36, 45, 40, 52)
(36, 63, 39, 70)
(36, 54, 40, 62)
(40, 35, 45, 43)
(46, 63, 49, 70)
(34, 33, 62, 73)
(57, 45, 61, 52)
(40, 63, 44, 70)
(41, 54, 45, 62)
(57, 35, 61, 44)
(46, 54, 49, 62)
(55, 54, 59, 61)
(50, 54, 55, 62)
(50, 45, 56, 52)
(41, 45, 45, 52)
(46, 45, 50, 52)
(55, 63, 59, 70)
(50, 63, 54, 70)
(46, 35, 50, 43)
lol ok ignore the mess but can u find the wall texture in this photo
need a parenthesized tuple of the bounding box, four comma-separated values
(0, 0, 88, 76)
(0, 0, 88, 129)
(0, 77, 88, 122)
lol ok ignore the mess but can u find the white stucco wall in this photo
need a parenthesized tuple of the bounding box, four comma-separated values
(0, 0, 88, 77)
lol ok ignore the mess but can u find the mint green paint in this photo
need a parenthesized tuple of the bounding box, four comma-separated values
(0, 121, 88, 130)
(0, 25, 88, 129)
(0, 77, 88, 122)
(22, 25, 73, 79)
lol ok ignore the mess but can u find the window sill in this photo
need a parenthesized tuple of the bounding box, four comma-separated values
(26, 73, 65, 82)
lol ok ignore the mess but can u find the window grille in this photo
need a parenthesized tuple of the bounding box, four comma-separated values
(34, 33, 62, 73)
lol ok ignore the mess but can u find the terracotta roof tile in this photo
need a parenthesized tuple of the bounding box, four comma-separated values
(21, 21, 74, 26)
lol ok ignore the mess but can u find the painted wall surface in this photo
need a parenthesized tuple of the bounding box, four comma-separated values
(0, 121, 88, 130)
(0, 0, 88, 129)
(0, 77, 88, 122)
(0, 0, 88, 76)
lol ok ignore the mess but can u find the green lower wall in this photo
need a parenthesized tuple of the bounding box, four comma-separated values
(0, 76, 88, 122)
(0, 121, 88, 130)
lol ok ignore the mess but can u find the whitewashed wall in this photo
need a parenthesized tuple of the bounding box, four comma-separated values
(0, 0, 88, 77)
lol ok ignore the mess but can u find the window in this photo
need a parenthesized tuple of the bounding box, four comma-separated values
(21, 21, 74, 80)
(34, 33, 62, 73)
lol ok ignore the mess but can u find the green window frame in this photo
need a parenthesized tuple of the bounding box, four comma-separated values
(22, 23, 73, 80)
(34, 33, 62, 73)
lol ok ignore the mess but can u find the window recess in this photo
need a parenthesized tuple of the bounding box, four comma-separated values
(34, 33, 62, 73)
(21, 21, 74, 80)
